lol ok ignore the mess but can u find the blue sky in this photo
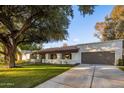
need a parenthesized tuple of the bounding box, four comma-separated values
(44, 5, 114, 48)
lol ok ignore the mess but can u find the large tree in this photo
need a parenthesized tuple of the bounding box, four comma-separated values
(0, 5, 95, 68)
(95, 5, 124, 41)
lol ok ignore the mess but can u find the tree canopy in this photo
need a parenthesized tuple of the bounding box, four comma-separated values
(19, 43, 41, 50)
(0, 5, 95, 67)
(0, 6, 95, 45)
(95, 5, 124, 41)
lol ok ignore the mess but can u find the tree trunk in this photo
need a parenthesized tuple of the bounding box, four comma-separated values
(7, 43, 16, 68)
(4, 47, 8, 64)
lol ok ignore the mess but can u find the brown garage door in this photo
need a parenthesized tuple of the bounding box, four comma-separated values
(81, 51, 115, 65)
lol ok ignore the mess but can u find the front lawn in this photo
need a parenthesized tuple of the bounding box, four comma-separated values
(0, 64, 74, 88)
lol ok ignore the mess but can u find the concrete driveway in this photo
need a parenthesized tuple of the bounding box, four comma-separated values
(36, 64, 124, 88)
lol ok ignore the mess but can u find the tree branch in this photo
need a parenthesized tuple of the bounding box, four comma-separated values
(16, 37, 27, 45)
(14, 14, 37, 39)
(0, 33, 9, 44)
(15, 10, 45, 39)
(0, 13, 15, 33)
(0, 50, 6, 55)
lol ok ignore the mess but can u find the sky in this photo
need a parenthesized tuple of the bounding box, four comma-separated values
(43, 5, 114, 48)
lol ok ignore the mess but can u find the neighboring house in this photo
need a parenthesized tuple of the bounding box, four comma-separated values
(21, 50, 32, 60)
(17, 50, 32, 61)
(32, 39, 124, 65)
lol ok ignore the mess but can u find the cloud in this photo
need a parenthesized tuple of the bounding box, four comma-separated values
(73, 38, 80, 44)
(62, 40, 68, 43)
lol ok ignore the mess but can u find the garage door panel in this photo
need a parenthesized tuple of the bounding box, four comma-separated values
(81, 51, 115, 65)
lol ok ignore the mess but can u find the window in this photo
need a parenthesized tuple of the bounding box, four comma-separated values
(50, 54, 57, 59)
(30, 54, 37, 59)
(62, 53, 72, 59)
(40, 54, 45, 59)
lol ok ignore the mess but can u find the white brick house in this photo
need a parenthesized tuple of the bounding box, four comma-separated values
(32, 39, 124, 65)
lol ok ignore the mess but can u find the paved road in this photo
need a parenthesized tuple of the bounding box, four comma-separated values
(36, 64, 124, 88)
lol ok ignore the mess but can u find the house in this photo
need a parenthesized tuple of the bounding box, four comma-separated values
(32, 39, 124, 65)
(16, 50, 32, 61)
(21, 50, 32, 60)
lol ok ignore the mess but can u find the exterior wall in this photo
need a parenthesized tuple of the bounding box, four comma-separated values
(22, 53, 30, 60)
(41, 53, 79, 64)
(71, 53, 80, 64)
(21, 50, 32, 60)
(76, 40, 123, 65)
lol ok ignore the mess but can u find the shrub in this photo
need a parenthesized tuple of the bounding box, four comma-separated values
(16, 60, 30, 64)
(117, 59, 124, 66)
(0, 57, 8, 65)
(0, 58, 4, 63)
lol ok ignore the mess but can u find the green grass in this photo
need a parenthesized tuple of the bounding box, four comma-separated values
(118, 66, 124, 71)
(0, 64, 74, 88)
(0, 64, 5, 66)
(0, 63, 7, 68)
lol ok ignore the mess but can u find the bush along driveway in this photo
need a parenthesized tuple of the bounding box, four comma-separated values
(119, 66, 124, 71)
(36, 64, 124, 88)
(0, 64, 74, 88)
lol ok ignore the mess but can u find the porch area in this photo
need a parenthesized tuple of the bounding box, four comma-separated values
(31, 45, 79, 64)
(31, 53, 79, 64)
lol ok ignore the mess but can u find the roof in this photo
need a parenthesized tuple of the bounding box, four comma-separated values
(77, 39, 124, 46)
(33, 39, 124, 54)
(21, 50, 32, 54)
(33, 45, 79, 54)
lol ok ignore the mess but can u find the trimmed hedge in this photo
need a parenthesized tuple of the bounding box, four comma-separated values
(117, 59, 124, 66)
